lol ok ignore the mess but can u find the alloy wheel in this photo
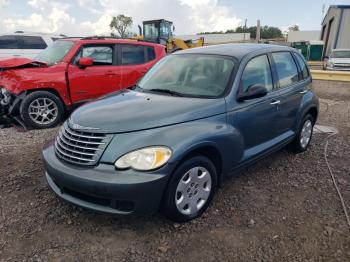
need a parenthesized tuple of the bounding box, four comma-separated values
(28, 97, 58, 125)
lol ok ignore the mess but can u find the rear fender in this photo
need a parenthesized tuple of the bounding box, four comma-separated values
(294, 91, 319, 131)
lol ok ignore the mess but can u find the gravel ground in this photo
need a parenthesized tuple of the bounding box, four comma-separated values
(0, 83, 349, 261)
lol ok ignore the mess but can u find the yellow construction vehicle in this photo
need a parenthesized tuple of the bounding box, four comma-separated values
(134, 19, 204, 53)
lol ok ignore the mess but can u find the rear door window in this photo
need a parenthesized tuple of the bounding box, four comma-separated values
(0, 35, 19, 49)
(240, 55, 273, 93)
(120, 45, 157, 65)
(272, 52, 299, 88)
(294, 53, 309, 79)
(121, 45, 146, 65)
(19, 36, 47, 49)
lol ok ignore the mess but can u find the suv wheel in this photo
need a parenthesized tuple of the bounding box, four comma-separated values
(162, 155, 217, 222)
(290, 114, 314, 153)
(20, 91, 64, 129)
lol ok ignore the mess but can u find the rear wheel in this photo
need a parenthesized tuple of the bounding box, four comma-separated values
(162, 155, 217, 222)
(290, 114, 314, 153)
(20, 91, 64, 129)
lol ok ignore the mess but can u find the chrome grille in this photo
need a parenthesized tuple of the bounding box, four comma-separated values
(55, 122, 112, 165)
(334, 63, 350, 68)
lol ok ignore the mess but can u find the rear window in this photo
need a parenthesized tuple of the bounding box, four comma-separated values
(121, 45, 156, 65)
(18, 36, 47, 49)
(0, 35, 19, 49)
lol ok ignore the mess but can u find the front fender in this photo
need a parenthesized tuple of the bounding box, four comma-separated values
(100, 114, 244, 175)
(0, 63, 71, 106)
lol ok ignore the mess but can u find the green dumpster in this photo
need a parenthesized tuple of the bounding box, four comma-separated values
(307, 41, 324, 61)
(292, 42, 308, 59)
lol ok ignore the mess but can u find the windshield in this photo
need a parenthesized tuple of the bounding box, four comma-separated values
(330, 50, 350, 58)
(35, 40, 74, 65)
(138, 54, 235, 98)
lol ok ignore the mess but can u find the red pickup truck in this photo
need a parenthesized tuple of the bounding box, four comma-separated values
(0, 37, 166, 129)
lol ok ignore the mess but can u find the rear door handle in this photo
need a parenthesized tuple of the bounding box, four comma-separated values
(300, 90, 308, 94)
(270, 100, 281, 105)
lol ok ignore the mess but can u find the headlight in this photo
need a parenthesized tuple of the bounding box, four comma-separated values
(327, 62, 334, 68)
(115, 146, 172, 171)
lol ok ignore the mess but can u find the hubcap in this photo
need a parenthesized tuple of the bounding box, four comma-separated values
(300, 119, 313, 148)
(28, 98, 58, 125)
(175, 167, 212, 215)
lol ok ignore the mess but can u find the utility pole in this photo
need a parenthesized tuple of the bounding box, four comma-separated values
(243, 18, 247, 41)
(322, 4, 326, 19)
(256, 19, 261, 42)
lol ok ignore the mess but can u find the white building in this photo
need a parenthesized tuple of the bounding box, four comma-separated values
(321, 5, 350, 56)
(287, 31, 321, 43)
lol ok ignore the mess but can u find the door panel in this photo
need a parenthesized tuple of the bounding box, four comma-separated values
(228, 54, 280, 162)
(271, 52, 307, 136)
(68, 64, 120, 103)
(228, 91, 281, 162)
(67, 45, 119, 103)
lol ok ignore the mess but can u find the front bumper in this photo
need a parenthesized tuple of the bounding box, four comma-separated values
(0, 87, 23, 116)
(43, 141, 173, 215)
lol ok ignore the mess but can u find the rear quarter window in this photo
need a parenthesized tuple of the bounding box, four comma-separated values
(0, 35, 19, 49)
(294, 53, 310, 79)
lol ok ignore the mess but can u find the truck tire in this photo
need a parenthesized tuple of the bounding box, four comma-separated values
(20, 91, 65, 129)
(162, 155, 217, 222)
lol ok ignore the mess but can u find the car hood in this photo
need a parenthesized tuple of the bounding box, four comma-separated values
(0, 57, 47, 70)
(69, 90, 226, 134)
(328, 58, 350, 63)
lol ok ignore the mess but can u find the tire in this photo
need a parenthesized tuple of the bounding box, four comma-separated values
(162, 155, 217, 222)
(20, 91, 65, 129)
(289, 114, 315, 153)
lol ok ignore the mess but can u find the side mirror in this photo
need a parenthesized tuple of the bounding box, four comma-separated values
(238, 84, 268, 101)
(78, 57, 93, 68)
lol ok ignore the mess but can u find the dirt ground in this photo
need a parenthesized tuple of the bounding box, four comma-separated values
(0, 80, 349, 261)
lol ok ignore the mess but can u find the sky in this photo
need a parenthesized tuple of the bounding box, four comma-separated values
(0, 0, 349, 36)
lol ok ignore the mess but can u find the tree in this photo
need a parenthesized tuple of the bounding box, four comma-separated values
(196, 25, 283, 39)
(110, 14, 133, 38)
(261, 26, 283, 39)
(288, 24, 300, 32)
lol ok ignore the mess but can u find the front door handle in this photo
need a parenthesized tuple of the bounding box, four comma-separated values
(270, 100, 281, 105)
(300, 90, 308, 94)
(105, 71, 117, 76)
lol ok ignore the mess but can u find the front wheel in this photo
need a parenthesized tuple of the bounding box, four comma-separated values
(162, 155, 217, 222)
(20, 91, 65, 129)
(290, 114, 314, 153)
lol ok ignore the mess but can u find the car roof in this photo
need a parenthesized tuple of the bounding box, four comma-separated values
(176, 43, 294, 60)
(60, 37, 164, 47)
(0, 32, 64, 37)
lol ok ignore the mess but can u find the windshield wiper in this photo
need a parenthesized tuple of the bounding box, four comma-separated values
(128, 84, 139, 90)
(148, 88, 183, 97)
